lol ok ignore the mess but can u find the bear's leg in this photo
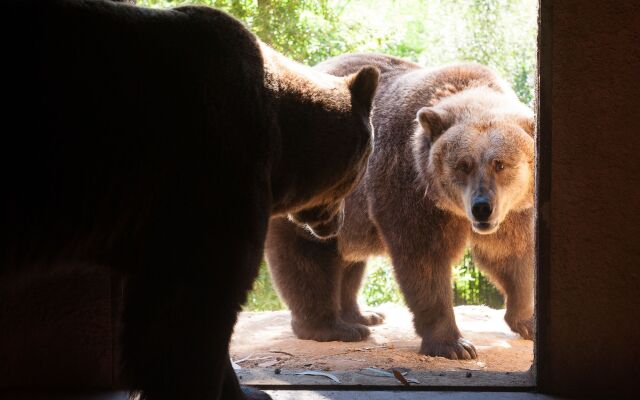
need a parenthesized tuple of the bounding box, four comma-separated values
(121, 239, 269, 400)
(340, 261, 385, 326)
(471, 210, 535, 340)
(374, 206, 476, 359)
(222, 359, 272, 400)
(471, 248, 534, 340)
(122, 272, 233, 399)
(390, 249, 477, 359)
(265, 217, 370, 342)
(488, 256, 534, 340)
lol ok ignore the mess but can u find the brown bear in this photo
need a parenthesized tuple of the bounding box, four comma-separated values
(1, 2, 377, 400)
(266, 53, 534, 360)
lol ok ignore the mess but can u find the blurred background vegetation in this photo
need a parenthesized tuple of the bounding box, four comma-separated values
(139, 0, 536, 310)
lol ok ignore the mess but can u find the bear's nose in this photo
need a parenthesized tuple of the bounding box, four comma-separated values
(471, 196, 493, 222)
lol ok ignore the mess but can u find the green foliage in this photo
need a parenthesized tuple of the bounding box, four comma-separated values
(138, 0, 534, 310)
(362, 254, 504, 309)
(243, 261, 285, 311)
(139, 0, 349, 65)
(452, 248, 504, 308)
(243, 254, 504, 311)
(360, 257, 404, 306)
(139, 0, 537, 104)
(334, 0, 537, 104)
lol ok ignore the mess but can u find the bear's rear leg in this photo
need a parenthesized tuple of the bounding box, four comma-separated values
(122, 273, 233, 399)
(266, 218, 371, 342)
(340, 261, 385, 326)
(121, 233, 266, 400)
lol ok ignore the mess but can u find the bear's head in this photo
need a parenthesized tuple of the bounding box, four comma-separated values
(259, 40, 379, 240)
(413, 87, 534, 235)
(285, 66, 379, 239)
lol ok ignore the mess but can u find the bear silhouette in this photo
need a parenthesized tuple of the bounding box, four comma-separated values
(1, 2, 378, 399)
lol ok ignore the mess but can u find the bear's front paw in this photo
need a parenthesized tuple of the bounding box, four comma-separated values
(341, 310, 386, 326)
(419, 338, 478, 360)
(241, 385, 273, 400)
(505, 314, 535, 340)
(292, 319, 370, 342)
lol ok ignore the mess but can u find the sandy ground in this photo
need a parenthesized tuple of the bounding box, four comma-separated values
(230, 304, 534, 387)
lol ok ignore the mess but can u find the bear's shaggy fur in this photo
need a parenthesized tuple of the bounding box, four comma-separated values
(266, 53, 534, 360)
(1, 1, 377, 399)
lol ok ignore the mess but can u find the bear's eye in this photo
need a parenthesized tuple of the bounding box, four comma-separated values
(494, 160, 505, 172)
(456, 160, 473, 174)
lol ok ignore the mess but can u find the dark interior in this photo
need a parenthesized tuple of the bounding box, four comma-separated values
(1, 0, 639, 398)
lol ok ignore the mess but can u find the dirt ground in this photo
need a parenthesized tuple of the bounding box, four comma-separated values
(230, 304, 534, 387)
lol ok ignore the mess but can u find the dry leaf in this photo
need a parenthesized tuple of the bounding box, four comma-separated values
(361, 367, 419, 384)
(231, 353, 255, 369)
(294, 370, 341, 383)
(392, 369, 410, 386)
(268, 349, 295, 357)
(356, 345, 388, 352)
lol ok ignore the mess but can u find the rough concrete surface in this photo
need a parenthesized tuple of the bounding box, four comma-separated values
(265, 392, 565, 400)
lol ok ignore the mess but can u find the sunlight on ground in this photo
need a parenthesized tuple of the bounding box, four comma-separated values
(231, 303, 532, 387)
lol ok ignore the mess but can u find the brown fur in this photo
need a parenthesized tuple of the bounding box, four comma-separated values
(1, 2, 377, 399)
(266, 53, 534, 360)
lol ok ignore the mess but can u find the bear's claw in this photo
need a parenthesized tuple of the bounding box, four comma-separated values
(419, 338, 478, 360)
(341, 310, 385, 326)
(506, 315, 535, 340)
(292, 319, 371, 342)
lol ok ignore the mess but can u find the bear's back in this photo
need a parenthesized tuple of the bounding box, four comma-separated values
(1, 1, 272, 267)
(315, 53, 420, 77)
(373, 63, 508, 142)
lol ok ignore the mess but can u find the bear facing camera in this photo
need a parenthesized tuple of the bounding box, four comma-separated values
(266, 53, 535, 360)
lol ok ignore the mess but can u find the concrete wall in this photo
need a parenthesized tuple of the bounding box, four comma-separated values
(537, 0, 640, 396)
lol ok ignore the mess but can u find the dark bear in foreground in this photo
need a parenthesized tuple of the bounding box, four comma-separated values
(1, 1, 378, 399)
(266, 54, 534, 360)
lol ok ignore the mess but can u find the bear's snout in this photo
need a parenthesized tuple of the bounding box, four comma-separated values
(471, 195, 493, 222)
(470, 195, 499, 234)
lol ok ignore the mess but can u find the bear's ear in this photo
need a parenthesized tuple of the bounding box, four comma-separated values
(516, 115, 535, 137)
(416, 107, 453, 141)
(347, 66, 380, 114)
